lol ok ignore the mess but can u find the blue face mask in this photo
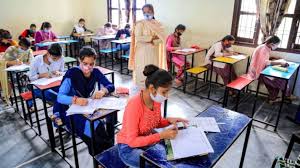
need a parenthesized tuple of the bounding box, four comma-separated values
(144, 13, 153, 20)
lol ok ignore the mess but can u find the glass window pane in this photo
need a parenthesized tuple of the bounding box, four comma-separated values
(136, 0, 146, 8)
(112, 10, 119, 25)
(295, 25, 300, 45)
(120, 9, 127, 27)
(286, 0, 296, 14)
(241, 0, 257, 13)
(275, 17, 293, 48)
(237, 14, 257, 38)
(111, 0, 119, 8)
(136, 9, 144, 21)
(120, 0, 125, 9)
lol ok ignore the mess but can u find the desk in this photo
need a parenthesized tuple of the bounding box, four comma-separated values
(111, 38, 131, 73)
(252, 62, 299, 131)
(63, 56, 77, 69)
(170, 48, 207, 93)
(140, 105, 252, 168)
(91, 35, 116, 52)
(208, 55, 249, 102)
(35, 40, 79, 57)
(96, 66, 115, 84)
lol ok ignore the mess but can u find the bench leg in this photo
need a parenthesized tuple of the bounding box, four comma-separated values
(194, 75, 198, 94)
(235, 91, 241, 111)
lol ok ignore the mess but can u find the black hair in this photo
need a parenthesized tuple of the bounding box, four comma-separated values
(143, 64, 173, 88)
(19, 38, 31, 48)
(221, 35, 235, 42)
(79, 18, 85, 22)
(0, 29, 12, 39)
(40, 22, 52, 30)
(142, 4, 154, 13)
(48, 43, 62, 57)
(104, 22, 112, 28)
(79, 47, 97, 61)
(175, 24, 186, 32)
(124, 24, 130, 29)
(30, 24, 36, 28)
(263, 35, 281, 44)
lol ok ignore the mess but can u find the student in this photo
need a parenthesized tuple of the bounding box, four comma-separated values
(0, 29, 17, 53)
(204, 35, 238, 87)
(54, 47, 115, 154)
(247, 35, 296, 103)
(27, 43, 64, 107)
(95, 22, 117, 49)
(19, 24, 36, 41)
(72, 18, 93, 37)
(4, 38, 33, 67)
(117, 64, 188, 167)
(129, 4, 167, 87)
(166, 24, 189, 85)
(35, 22, 57, 50)
(115, 24, 131, 53)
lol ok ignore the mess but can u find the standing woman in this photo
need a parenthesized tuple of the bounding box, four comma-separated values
(54, 47, 115, 154)
(129, 4, 167, 87)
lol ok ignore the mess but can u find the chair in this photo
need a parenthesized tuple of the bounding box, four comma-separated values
(99, 48, 119, 69)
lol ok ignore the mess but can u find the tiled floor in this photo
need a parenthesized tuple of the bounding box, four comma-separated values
(1, 67, 300, 168)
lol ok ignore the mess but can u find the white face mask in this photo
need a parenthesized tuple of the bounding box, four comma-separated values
(271, 44, 279, 50)
(150, 92, 167, 103)
(44, 29, 50, 33)
(18, 48, 26, 53)
(144, 13, 154, 20)
(48, 56, 55, 63)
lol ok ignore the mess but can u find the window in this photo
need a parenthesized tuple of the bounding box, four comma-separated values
(231, 0, 300, 53)
(107, 0, 146, 27)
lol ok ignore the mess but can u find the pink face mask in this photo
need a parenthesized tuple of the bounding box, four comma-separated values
(80, 63, 93, 74)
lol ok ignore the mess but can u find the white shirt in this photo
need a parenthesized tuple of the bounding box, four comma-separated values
(204, 41, 234, 68)
(74, 24, 85, 34)
(28, 54, 65, 81)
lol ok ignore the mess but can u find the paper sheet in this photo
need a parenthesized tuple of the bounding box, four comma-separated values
(168, 127, 214, 160)
(66, 97, 127, 116)
(30, 76, 63, 86)
(188, 117, 221, 132)
(4, 64, 30, 72)
(228, 55, 247, 60)
(176, 48, 197, 53)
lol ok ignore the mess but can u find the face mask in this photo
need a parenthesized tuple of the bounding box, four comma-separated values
(144, 13, 153, 20)
(79, 24, 84, 27)
(80, 63, 94, 74)
(224, 44, 232, 48)
(150, 91, 167, 103)
(18, 48, 26, 53)
(48, 56, 55, 63)
(44, 29, 49, 33)
(271, 44, 279, 50)
(177, 32, 182, 36)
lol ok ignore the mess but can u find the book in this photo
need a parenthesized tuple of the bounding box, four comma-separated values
(166, 127, 214, 160)
(30, 76, 63, 86)
(66, 97, 127, 116)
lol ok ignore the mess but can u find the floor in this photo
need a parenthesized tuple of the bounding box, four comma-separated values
(1, 64, 300, 168)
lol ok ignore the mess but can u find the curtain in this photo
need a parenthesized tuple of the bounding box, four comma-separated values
(124, 0, 131, 23)
(256, 0, 291, 40)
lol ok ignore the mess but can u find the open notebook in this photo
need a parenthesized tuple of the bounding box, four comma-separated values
(166, 127, 214, 160)
(175, 48, 197, 53)
(66, 97, 127, 116)
(30, 76, 63, 86)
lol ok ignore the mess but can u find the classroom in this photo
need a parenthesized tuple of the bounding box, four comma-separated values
(0, 0, 300, 167)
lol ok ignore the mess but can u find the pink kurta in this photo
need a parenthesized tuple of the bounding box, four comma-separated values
(35, 30, 57, 50)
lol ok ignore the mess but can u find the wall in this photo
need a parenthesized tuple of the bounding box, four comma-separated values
(0, 0, 84, 39)
(147, 0, 300, 96)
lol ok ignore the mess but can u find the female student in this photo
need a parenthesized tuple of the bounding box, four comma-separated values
(0, 29, 17, 53)
(129, 4, 167, 87)
(95, 22, 117, 50)
(117, 64, 188, 167)
(4, 38, 33, 66)
(204, 35, 238, 86)
(115, 24, 131, 53)
(71, 18, 93, 37)
(166, 24, 189, 85)
(35, 22, 57, 50)
(27, 43, 64, 107)
(247, 35, 296, 103)
(19, 24, 36, 41)
(54, 47, 115, 154)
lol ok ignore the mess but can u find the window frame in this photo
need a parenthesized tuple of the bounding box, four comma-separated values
(107, 0, 146, 26)
(231, 0, 300, 53)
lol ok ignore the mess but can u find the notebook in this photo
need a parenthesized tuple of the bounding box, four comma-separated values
(30, 76, 63, 86)
(66, 97, 127, 116)
(228, 55, 247, 60)
(166, 127, 214, 160)
(176, 48, 197, 53)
